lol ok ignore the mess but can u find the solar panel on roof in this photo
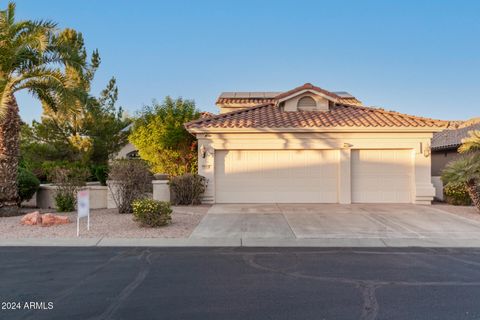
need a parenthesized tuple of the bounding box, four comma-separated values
(333, 91, 355, 98)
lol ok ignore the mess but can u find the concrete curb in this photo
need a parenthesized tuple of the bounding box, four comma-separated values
(3, 237, 480, 247)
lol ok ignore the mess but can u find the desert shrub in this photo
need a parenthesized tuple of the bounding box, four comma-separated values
(54, 193, 77, 212)
(108, 159, 152, 213)
(92, 164, 109, 186)
(444, 182, 472, 206)
(17, 167, 40, 205)
(169, 174, 207, 205)
(50, 167, 89, 212)
(132, 198, 172, 227)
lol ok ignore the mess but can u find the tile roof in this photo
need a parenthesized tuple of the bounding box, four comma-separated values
(274, 83, 341, 100)
(186, 103, 449, 131)
(199, 111, 215, 119)
(432, 118, 480, 151)
(216, 85, 363, 107)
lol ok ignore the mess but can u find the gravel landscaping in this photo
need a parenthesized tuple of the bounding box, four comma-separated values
(0, 205, 210, 239)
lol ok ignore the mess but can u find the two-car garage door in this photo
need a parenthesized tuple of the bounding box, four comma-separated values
(214, 149, 413, 203)
(215, 150, 338, 203)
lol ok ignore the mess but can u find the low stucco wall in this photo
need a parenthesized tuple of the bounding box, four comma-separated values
(36, 184, 108, 210)
(431, 176, 444, 201)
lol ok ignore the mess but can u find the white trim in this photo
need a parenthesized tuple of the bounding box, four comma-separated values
(189, 126, 445, 134)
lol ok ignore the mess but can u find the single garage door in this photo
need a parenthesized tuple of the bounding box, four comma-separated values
(215, 150, 339, 203)
(352, 149, 413, 203)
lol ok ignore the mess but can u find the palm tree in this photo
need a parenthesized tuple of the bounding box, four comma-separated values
(442, 153, 480, 211)
(459, 130, 480, 153)
(0, 2, 86, 213)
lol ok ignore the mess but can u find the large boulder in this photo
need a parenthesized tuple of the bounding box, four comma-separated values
(21, 212, 71, 227)
(40, 213, 56, 227)
(41, 213, 70, 227)
(53, 215, 70, 225)
(20, 211, 42, 225)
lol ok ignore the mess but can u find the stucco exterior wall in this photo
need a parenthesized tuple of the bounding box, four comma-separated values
(431, 150, 459, 176)
(431, 176, 444, 201)
(196, 132, 435, 204)
(115, 143, 137, 159)
(36, 184, 108, 210)
(283, 92, 329, 112)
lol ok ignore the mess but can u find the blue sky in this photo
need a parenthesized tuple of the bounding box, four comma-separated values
(14, 0, 480, 123)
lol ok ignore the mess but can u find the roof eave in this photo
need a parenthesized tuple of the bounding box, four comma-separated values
(187, 126, 446, 134)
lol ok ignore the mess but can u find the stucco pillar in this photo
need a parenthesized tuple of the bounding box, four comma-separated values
(152, 180, 170, 202)
(338, 148, 352, 204)
(197, 137, 215, 203)
(414, 142, 435, 205)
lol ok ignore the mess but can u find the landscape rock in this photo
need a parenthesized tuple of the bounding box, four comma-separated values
(40, 213, 56, 227)
(54, 215, 70, 225)
(20, 211, 42, 225)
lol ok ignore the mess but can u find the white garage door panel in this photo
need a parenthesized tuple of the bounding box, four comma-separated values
(352, 149, 413, 203)
(215, 150, 338, 203)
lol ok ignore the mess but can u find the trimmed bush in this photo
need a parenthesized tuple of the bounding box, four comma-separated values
(132, 198, 172, 227)
(17, 167, 40, 205)
(169, 174, 207, 205)
(92, 164, 109, 186)
(444, 182, 472, 206)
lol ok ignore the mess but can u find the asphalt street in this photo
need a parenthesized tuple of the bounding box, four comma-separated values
(2, 247, 480, 320)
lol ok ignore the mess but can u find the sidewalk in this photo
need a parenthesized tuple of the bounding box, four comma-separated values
(3, 237, 480, 247)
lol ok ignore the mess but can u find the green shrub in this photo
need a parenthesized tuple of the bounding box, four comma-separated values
(444, 182, 472, 206)
(169, 174, 207, 205)
(17, 167, 40, 205)
(54, 193, 76, 212)
(132, 198, 172, 227)
(92, 164, 109, 186)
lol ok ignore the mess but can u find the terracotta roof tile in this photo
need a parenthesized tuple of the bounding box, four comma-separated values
(186, 103, 449, 131)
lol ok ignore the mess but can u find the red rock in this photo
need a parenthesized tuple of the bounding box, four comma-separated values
(41, 213, 70, 226)
(20, 211, 42, 225)
(41, 213, 56, 227)
(54, 215, 70, 225)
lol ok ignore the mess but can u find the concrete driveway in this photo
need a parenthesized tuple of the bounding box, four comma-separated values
(190, 204, 480, 246)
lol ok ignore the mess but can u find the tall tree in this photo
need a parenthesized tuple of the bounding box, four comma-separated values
(0, 2, 87, 212)
(129, 97, 200, 176)
(84, 77, 131, 165)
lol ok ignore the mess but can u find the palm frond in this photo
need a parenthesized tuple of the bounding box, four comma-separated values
(442, 153, 480, 185)
(459, 130, 480, 153)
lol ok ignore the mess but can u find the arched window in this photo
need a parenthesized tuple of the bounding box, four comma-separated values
(297, 96, 316, 109)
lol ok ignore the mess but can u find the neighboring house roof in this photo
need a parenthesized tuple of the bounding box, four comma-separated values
(216, 84, 363, 107)
(186, 102, 448, 132)
(431, 118, 480, 151)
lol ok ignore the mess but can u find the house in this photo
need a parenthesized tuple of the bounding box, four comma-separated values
(185, 83, 449, 204)
(430, 118, 480, 200)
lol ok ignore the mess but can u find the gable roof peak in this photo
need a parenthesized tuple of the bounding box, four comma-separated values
(274, 83, 341, 101)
